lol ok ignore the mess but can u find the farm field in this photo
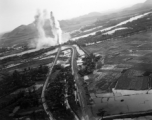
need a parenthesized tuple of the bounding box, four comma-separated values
(0, 2, 152, 119)
(83, 30, 152, 118)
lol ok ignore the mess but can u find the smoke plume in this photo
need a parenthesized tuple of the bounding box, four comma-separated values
(31, 10, 71, 49)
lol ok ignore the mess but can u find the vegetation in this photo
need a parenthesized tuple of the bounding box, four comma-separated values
(0, 65, 49, 119)
(0, 46, 55, 66)
(0, 9, 151, 120)
(0, 88, 40, 111)
(46, 65, 80, 120)
(0, 65, 48, 98)
(78, 54, 101, 77)
(71, 16, 131, 37)
(75, 12, 152, 46)
(44, 53, 102, 120)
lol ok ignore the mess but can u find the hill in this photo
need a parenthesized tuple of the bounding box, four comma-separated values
(0, 19, 55, 47)
(60, 12, 103, 32)
(129, 0, 152, 11)
(61, 0, 152, 32)
(0, 12, 103, 47)
(0, 0, 152, 48)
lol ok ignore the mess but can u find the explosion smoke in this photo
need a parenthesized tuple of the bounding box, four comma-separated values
(31, 10, 70, 49)
(50, 11, 62, 45)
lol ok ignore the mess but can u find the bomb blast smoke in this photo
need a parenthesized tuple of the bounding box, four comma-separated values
(30, 10, 71, 49)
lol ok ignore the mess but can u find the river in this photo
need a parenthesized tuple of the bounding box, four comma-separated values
(72, 12, 152, 40)
(1, 12, 151, 61)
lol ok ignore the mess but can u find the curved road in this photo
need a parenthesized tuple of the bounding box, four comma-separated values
(41, 45, 89, 120)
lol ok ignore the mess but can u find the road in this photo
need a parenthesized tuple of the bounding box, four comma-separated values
(41, 47, 61, 120)
(41, 45, 91, 120)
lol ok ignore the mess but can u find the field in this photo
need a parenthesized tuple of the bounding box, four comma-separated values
(0, 28, 152, 120)
(84, 30, 152, 93)
(0, 7, 152, 120)
(78, 30, 152, 118)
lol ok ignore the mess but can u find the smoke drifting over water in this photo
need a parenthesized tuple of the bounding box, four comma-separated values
(31, 10, 71, 49)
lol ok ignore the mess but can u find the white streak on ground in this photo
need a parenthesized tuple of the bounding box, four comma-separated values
(72, 12, 152, 40)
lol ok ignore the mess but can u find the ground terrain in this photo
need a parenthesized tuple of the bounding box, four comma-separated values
(0, 1, 152, 119)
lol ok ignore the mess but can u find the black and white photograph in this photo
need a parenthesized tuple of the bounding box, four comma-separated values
(0, 0, 152, 120)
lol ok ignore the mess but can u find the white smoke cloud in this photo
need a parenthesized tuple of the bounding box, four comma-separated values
(30, 9, 71, 49)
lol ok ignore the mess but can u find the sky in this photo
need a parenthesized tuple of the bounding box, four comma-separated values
(0, 0, 146, 33)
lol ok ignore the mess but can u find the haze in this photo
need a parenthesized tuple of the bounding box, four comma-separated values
(0, 0, 146, 33)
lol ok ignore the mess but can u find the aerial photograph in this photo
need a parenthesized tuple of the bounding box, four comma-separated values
(0, 0, 152, 120)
